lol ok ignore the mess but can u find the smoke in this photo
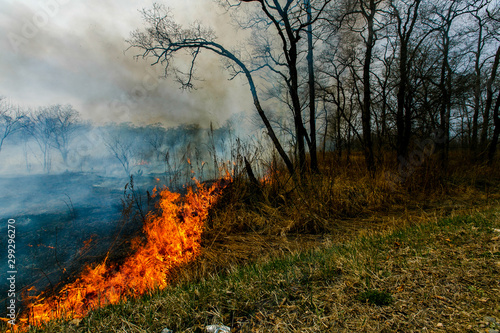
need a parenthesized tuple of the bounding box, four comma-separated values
(0, 1, 262, 319)
(0, 0, 253, 127)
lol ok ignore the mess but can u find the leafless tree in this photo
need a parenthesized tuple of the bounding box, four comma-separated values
(479, 29, 500, 153)
(27, 109, 55, 173)
(428, 0, 484, 165)
(25, 105, 80, 172)
(128, 1, 331, 177)
(0, 97, 27, 156)
(335, 0, 389, 173)
(486, 6, 500, 162)
(128, 3, 293, 175)
(46, 105, 80, 166)
(143, 123, 169, 162)
(469, 3, 489, 153)
(102, 124, 139, 176)
(391, 0, 425, 159)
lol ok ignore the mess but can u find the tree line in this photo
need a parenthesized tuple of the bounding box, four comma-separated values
(0, 101, 81, 173)
(128, 0, 500, 178)
(0, 98, 238, 179)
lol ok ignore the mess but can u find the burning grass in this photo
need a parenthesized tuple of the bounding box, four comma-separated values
(5, 177, 230, 331)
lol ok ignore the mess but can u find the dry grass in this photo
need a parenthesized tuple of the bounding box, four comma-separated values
(8, 153, 500, 333)
(21, 206, 500, 333)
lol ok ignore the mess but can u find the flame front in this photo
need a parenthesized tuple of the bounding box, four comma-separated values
(14, 177, 229, 330)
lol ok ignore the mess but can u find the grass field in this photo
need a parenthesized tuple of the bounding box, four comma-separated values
(5, 155, 500, 333)
(22, 207, 499, 332)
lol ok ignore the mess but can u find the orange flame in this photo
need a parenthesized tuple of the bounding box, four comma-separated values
(9, 176, 230, 331)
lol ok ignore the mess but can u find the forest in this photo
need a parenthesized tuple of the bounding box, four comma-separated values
(126, 0, 500, 177)
(2, 0, 499, 179)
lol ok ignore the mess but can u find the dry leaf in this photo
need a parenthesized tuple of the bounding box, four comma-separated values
(69, 318, 81, 325)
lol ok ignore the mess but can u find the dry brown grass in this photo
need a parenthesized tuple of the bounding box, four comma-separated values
(21, 206, 500, 333)
(179, 154, 500, 285)
(11, 153, 500, 333)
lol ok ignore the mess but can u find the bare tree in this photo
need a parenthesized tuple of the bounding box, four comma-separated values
(128, 3, 294, 175)
(469, 4, 488, 153)
(305, 0, 319, 172)
(27, 109, 55, 173)
(0, 98, 27, 155)
(143, 123, 169, 161)
(359, 0, 380, 173)
(102, 124, 139, 176)
(391, 0, 424, 159)
(223, 0, 333, 174)
(337, 0, 388, 173)
(428, 0, 484, 166)
(487, 6, 500, 162)
(489, 84, 500, 162)
(47, 105, 80, 166)
(25, 105, 81, 172)
(128, 1, 331, 177)
(479, 41, 500, 154)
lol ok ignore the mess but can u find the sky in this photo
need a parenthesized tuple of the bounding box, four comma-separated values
(0, 0, 252, 127)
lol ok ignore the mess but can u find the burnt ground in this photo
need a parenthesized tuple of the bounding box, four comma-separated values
(0, 172, 159, 316)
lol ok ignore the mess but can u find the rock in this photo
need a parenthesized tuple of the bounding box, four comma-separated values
(485, 316, 498, 324)
(161, 329, 173, 333)
(436, 323, 444, 328)
(206, 325, 231, 333)
(488, 329, 499, 333)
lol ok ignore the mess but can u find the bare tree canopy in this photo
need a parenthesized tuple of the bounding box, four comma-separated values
(128, 1, 334, 177)
(0, 97, 27, 155)
(125, 0, 500, 176)
(25, 105, 81, 172)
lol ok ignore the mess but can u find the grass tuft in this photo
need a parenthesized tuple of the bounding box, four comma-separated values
(356, 289, 394, 306)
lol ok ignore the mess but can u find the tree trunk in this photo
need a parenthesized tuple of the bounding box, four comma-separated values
(232, 54, 295, 176)
(479, 44, 500, 155)
(396, 43, 409, 159)
(438, 31, 451, 169)
(471, 21, 483, 154)
(395, 0, 420, 161)
(306, 0, 319, 173)
(261, 0, 306, 175)
(361, 0, 376, 174)
(488, 90, 500, 163)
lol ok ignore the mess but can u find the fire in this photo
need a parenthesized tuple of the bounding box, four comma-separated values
(10, 176, 230, 331)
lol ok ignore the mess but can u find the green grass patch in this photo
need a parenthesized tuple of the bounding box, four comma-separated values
(356, 289, 393, 306)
